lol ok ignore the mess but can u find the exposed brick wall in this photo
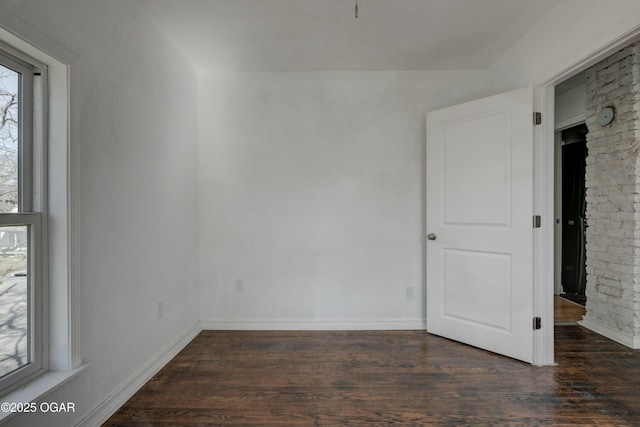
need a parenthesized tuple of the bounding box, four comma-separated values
(583, 42, 640, 338)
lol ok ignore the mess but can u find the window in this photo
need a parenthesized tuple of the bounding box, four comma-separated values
(0, 47, 46, 394)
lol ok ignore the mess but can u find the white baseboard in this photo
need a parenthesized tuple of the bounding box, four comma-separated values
(579, 317, 640, 349)
(200, 318, 427, 331)
(76, 321, 201, 427)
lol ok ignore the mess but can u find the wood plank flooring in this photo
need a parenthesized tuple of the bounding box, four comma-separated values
(554, 295, 586, 324)
(104, 327, 640, 426)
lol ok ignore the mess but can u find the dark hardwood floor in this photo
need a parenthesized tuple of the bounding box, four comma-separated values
(104, 327, 640, 426)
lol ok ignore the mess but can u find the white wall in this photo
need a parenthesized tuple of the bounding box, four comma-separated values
(486, 0, 640, 90)
(556, 84, 586, 129)
(0, 1, 200, 425)
(198, 71, 489, 327)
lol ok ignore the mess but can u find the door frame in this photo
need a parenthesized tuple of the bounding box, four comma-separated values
(534, 26, 640, 365)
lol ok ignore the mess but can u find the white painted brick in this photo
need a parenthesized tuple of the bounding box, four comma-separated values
(584, 41, 640, 337)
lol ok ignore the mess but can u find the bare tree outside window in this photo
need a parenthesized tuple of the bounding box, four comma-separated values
(0, 66, 18, 214)
(0, 65, 27, 378)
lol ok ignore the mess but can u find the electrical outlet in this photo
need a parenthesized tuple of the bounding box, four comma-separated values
(157, 301, 164, 319)
(405, 286, 415, 300)
(235, 279, 244, 293)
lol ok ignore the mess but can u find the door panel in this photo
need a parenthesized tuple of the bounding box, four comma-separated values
(443, 249, 511, 331)
(426, 87, 534, 363)
(443, 111, 511, 227)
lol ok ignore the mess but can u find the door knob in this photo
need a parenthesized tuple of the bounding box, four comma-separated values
(427, 233, 437, 241)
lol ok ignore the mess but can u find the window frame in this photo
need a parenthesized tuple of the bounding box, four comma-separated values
(0, 47, 47, 395)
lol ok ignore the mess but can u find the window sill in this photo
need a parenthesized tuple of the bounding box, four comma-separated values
(0, 365, 87, 423)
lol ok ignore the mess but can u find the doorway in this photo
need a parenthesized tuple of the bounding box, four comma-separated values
(553, 123, 588, 324)
(551, 70, 590, 325)
(560, 124, 588, 306)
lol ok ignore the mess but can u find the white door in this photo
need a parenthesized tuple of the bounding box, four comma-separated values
(426, 87, 534, 363)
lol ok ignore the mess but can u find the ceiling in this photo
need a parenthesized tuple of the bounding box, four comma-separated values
(142, 0, 562, 72)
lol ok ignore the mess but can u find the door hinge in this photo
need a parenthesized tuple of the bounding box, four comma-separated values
(533, 215, 541, 228)
(533, 112, 542, 125)
(533, 317, 542, 330)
